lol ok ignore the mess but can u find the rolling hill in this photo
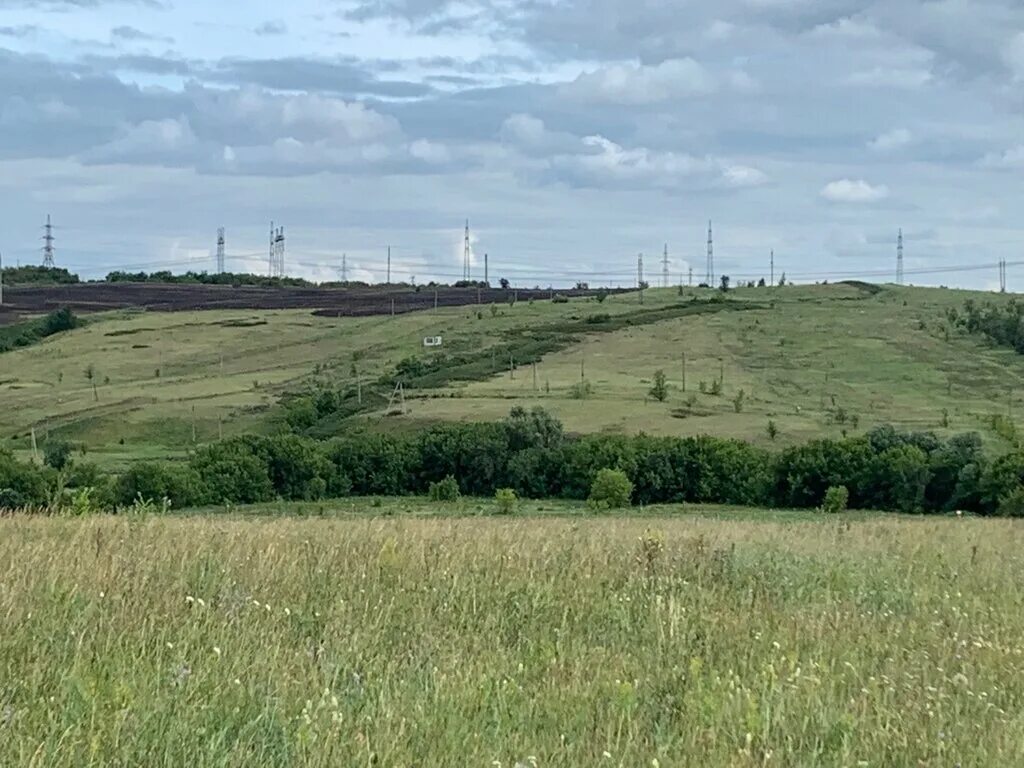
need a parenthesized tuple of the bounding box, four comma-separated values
(2, 281, 1023, 467)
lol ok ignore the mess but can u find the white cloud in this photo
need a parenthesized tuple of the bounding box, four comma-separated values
(83, 117, 200, 165)
(868, 128, 912, 152)
(820, 179, 890, 203)
(846, 67, 933, 89)
(982, 145, 1024, 169)
(562, 59, 718, 104)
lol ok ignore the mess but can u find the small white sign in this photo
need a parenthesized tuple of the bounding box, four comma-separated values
(423, 336, 443, 347)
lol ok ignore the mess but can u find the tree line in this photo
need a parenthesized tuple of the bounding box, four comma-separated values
(954, 298, 1024, 354)
(5, 408, 1024, 515)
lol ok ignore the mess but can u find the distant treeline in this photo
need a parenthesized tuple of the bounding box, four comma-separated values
(1, 266, 79, 285)
(954, 298, 1024, 354)
(105, 270, 315, 287)
(0, 307, 80, 354)
(6, 408, 1024, 516)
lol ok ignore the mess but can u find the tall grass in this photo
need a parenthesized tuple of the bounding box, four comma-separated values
(2, 514, 1023, 766)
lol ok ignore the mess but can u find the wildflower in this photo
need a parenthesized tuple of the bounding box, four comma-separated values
(185, 596, 195, 604)
(234, 678, 241, 685)
(602, 751, 612, 759)
(284, 607, 291, 617)
(213, 646, 222, 658)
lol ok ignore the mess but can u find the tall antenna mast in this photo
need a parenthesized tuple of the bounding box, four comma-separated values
(897, 228, 904, 285)
(42, 214, 55, 268)
(706, 220, 714, 285)
(387, 245, 391, 284)
(770, 249, 774, 287)
(662, 243, 670, 288)
(341, 253, 347, 282)
(269, 221, 275, 277)
(275, 226, 285, 277)
(216, 227, 225, 274)
(463, 219, 471, 281)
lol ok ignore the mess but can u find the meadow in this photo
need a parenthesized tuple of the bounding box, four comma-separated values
(4, 282, 1024, 467)
(3, 508, 1023, 766)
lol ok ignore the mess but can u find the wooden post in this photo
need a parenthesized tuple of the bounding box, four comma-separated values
(191, 405, 197, 443)
(509, 352, 515, 380)
(434, 289, 438, 311)
(681, 352, 687, 392)
(533, 362, 538, 392)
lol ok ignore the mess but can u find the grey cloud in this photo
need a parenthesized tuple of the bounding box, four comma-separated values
(206, 57, 434, 99)
(111, 25, 173, 43)
(254, 20, 288, 36)
(0, 25, 39, 37)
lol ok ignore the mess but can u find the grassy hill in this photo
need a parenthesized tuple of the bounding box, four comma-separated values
(3, 281, 1024, 466)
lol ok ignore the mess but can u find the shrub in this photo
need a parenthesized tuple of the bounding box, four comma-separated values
(569, 380, 593, 400)
(43, 440, 74, 471)
(114, 462, 205, 509)
(428, 475, 461, 502)
(649, 370, 668, 402)
(821, 485, 849, 514)
(589, 468, 633, 509)
(997, 486, 1024, 517)
(495, 488, 517, 515)
(767, 420, 779, 441)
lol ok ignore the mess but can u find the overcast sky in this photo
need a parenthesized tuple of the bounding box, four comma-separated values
(0, 0, 1021, 287)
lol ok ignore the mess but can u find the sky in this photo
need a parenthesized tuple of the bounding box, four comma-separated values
(0, 0, 1022, 288)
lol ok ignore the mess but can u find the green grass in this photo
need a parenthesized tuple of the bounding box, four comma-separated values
(6, 282, 1024, 464)
(407, 283, 1024, 447)
(0, 294, 657, 467)
(3, 511, 1023, 765)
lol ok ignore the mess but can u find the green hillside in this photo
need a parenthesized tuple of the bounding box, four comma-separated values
(3, 282, 1024, 466)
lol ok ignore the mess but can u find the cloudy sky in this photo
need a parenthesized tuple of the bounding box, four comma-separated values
(0, 0, 1022, 287)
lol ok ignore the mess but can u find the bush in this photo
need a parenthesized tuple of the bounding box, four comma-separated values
(589, 468, 633, 509)
(43, 440, 74, 471)
(428, 475, 461, 502)
(495, 488, 517, 515)
(821, 486, 849, 514)
(649, 370, 668, 402)
(997, 486, 1024, 517)
(114, 462, 205, 509)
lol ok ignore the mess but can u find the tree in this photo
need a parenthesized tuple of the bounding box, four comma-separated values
(767, 420, 779, 441)
(719, 275, 731, 292)
(778, 272, 787, 287)
(494, 488, 517, 515)
(589, 468, 633, 509)
(43, 440, 73, 471)
(428, 475, 461, 502)
(499, 278, 510, 290)
(649, 370, 668, 402)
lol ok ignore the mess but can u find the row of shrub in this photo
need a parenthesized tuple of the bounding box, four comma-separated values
(0, 307, 80, 353)
(6, 408, 1024, 515)
(0, 266, 80, 285)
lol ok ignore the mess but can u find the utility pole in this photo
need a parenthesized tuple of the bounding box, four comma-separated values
(463, 219, 471, 282)
(638, 253, 644, 304)
(706, 220, 714, 286)
(662, 243, 670, 288)
(216, 227, 225, 274)
(42, 214, 55, 268)
(0, 251, 4, 306)
(770, 249, 774, 287)
(688, 266, 693, 287)
(341, 253, 347, 282)
(1000, 259, 1008, 293)
(897, 228, 904, 286)
(386, 245, 391, 284)
(484, 253, 489, 286)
